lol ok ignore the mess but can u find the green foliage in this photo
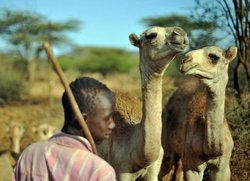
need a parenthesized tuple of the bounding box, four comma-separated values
(164, 53, 184, 78)
(59, 47, 139, 76)
(0, 9, 81, 48)
(141, 14, 215, 35)
(225, 91, 250, 180)
(226, 93, 250, 141)
(141, 13, 220, 49)
(58, 55, 82, 71)
(0, 8, 81, 81)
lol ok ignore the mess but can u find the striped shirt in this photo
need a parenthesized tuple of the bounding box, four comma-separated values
(13, 132, 116, 181)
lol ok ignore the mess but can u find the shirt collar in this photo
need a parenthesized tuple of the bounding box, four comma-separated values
(50, 132, 93, 152)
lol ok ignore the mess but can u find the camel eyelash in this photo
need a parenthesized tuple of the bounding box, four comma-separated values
(145, 33, 158, 40)
(208, 53, 220, 64)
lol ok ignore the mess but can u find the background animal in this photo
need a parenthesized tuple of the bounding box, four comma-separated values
(0, 122, 24, 180)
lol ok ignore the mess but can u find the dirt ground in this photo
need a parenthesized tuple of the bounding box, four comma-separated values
(0, 72, 249, 180)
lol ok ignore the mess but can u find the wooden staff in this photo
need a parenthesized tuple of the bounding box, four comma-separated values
(43, 41, 97, 154)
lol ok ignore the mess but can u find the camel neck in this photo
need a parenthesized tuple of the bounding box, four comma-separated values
(12, 138, 20, 154)
(138, 73, 163, 165)
(203, 82, 226, 157)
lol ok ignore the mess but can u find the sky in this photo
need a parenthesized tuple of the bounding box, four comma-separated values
(0, 0, 196, 53)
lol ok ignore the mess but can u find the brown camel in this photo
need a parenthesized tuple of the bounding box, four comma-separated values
(160, 46, 237, 181)
(97, 26, 189, 181)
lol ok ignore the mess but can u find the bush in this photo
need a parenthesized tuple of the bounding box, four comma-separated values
(78, 48, 138, 76)
(0, 68, 25, 102)
(58, 55, 82, 71)
(225, 91, 250, 180)
(58, 47, 139, 76)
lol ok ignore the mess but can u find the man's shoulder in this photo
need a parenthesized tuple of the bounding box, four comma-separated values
(70, 149, 116, 180)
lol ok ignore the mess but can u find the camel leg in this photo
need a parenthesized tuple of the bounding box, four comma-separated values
(173, 158, 183, 181)
(209, 157, 231, 181)
(159, 152, 177, 181)
(144, 147, 164, 181)
(183, 159, 206, 181)
(119, 173, 135, 181)
(184, 170, 204, 181)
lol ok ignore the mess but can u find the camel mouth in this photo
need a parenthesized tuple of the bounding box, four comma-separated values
(180, 65, 213, 80)
(170, 40, 189, 52)
(194, 74, 210, 79)
(180, 64, 197, 74)
(170, 43, 187, 52)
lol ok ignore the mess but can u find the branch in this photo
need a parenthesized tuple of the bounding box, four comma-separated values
(217, 0, 237, 40)
(244, 0, 250, 37)
(232, 0, 242, 41)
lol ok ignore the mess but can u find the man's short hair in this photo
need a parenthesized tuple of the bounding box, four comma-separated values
(62, 77, 113, 131)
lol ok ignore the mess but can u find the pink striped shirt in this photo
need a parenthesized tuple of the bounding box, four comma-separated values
(13, 132, 116, 181)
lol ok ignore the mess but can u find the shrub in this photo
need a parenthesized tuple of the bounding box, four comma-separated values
(78, 48, 138, 76)
(0, 67, 25, 102)
(225, 91, 250, 180)
(58, 47, 138, 76)
(58, 55, 82, 71)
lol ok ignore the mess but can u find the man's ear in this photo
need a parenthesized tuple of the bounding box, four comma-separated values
(225, 46, 237, 63)
(129, 33, 141, 47)
(82, 113, 88, 122)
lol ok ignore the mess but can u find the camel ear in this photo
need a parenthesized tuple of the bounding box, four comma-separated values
(129, 33, 140, 48)
(225, 46, 237, 63)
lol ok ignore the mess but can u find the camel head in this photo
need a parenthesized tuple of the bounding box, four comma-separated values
(9, 122, 24, 154)
(129, 26, 189, 75)
(10, 122, 24, 142)
(180, 46, 237, 86)
(32, 124, 58, 141)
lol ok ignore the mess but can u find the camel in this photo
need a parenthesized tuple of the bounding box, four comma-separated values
(0, 122, 24, 180)
(97, 26, 189, 181)
(160, 46, 237, 181)
(0, 122, 24, 165)
(31, 123, 58, 141)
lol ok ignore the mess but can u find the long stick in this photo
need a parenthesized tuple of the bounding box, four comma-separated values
(43, 41, 97, 154)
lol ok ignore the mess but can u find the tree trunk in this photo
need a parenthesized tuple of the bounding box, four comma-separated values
(233, 60, 241, 100)
(27, 60, 36, 82)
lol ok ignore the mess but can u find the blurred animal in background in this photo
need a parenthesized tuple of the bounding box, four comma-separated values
(31, 123, 59, 141)
(0, 122, 24, 180)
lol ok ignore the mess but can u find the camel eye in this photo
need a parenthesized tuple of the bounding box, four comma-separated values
(145, 32, 157, 40)
(208, 53, 219, 64)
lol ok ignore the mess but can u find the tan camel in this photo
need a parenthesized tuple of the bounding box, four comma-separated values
(160, 46, 237, 181)
(97, 26, 189, 181)
(0, 122, 24, 180)
(31, 123, 58, 141)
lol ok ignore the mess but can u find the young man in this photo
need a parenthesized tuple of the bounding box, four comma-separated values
(13, 77, 116, 181)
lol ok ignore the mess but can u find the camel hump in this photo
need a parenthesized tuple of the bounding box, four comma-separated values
(165, 76, 208, 125)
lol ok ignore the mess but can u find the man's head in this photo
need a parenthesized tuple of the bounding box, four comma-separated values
(62, 77, 116, 143)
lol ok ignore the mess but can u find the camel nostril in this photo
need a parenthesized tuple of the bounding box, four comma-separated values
(173, 31, 181, 36)
(182, 56, 192, 64)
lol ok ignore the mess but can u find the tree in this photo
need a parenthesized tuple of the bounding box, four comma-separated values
(0, 9, 81, 82)
(221, 0, 250, 95)
(141, 14, 220, 49)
